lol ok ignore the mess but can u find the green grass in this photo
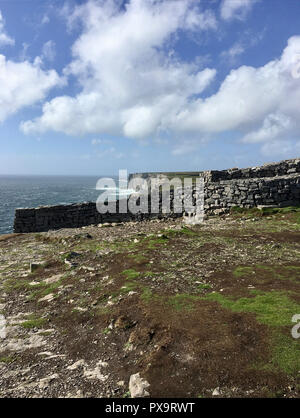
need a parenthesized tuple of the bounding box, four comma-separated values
(128, 254, 148, 263)
(271, 333, 300, 374)
(273, 265, 300, 283)
(146, 236, 169, 249)
(120, 281, 138, 294)
(230, 206, 262, 217)
(233, 266, 254, 278)
(262, 206, 300, 215)
(206, 290, 299, 326)
(196, 283, 212, 290)
(232, 264, 300, 283)
(206, 290, 300, 375)
(230, 205, 300, 215)
(168, 293, 201, 311)
(230, 205, 300, 226)
(140, 286, 154, 303)
(255, 264, 274, 272)
(122, 269, 140, 280)
(28, 279, 64, 301)
(4, 278, 33, 292)
(143, 271, 157, 278)
(20, 315, 47, 329)
(0, 355, 16, 364)
(179, 226, 199, 236)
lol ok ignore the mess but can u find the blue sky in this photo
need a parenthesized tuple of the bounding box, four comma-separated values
(0, 0, 300, 175)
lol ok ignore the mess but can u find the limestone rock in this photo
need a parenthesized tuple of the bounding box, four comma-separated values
(212, 387, 221, 396)
(38, 293, 54, 303)
(129, 373, 150, 398)
(39, 373, 59, 389)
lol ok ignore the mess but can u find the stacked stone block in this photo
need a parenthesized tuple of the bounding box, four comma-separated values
(13, 158, 300, 233)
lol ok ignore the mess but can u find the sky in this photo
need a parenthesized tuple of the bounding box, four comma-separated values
(0, 0, 300, 176)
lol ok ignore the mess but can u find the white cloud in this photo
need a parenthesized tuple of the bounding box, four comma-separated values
(220, 0, 258, 21)
(227, 42, 245, 57)
(0, 55, 65, 123)
(260, 140, 300, 158)
(220, 42, 245, 64)
(42, 40, 56, 62)
(19, 42, 30, 61)
(41, 14, 50, 25)
(172, 36, 300, 145)
(241, 113, 293, 143)
(220, 29, 265, 65)
(20, 0, 300, 155)
(0, 10, 14, 47)
(0, 10, 64, 123)
(21, 0, 217, 138)
(184, 8, 217, 31)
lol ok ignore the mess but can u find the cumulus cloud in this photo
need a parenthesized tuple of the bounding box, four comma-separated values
(172, 36, 300, 147)
(0, 10, 14, 46)
(0, 9, 64, 123)
(220, 0, 258, 21)
(20, 0, 300, 158)
(21, 0, 217, 138)
(0, 55, 65, 123)
(241, 113, 293, 143)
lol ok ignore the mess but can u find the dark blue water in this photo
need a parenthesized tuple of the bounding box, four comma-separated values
(0, 175, 124, 235)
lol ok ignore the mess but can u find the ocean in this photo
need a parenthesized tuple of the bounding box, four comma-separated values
(0, 175, 131, 235)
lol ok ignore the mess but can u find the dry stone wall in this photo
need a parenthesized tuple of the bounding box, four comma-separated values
(204, 174, 300, 215)
(203, 157, 300, 182)
(13, 158, 300, 233)
(13, 198, 182, 233)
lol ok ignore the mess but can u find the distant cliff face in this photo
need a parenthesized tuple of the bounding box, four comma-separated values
(128, 171, 203, 184)
(14, 158, 300, 233)
(129, 158, 300, 183)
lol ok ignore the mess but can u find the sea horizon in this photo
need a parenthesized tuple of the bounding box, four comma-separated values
(0, 174, 131, 235)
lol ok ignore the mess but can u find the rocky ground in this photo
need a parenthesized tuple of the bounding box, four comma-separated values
(0, 207, 299, 398)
